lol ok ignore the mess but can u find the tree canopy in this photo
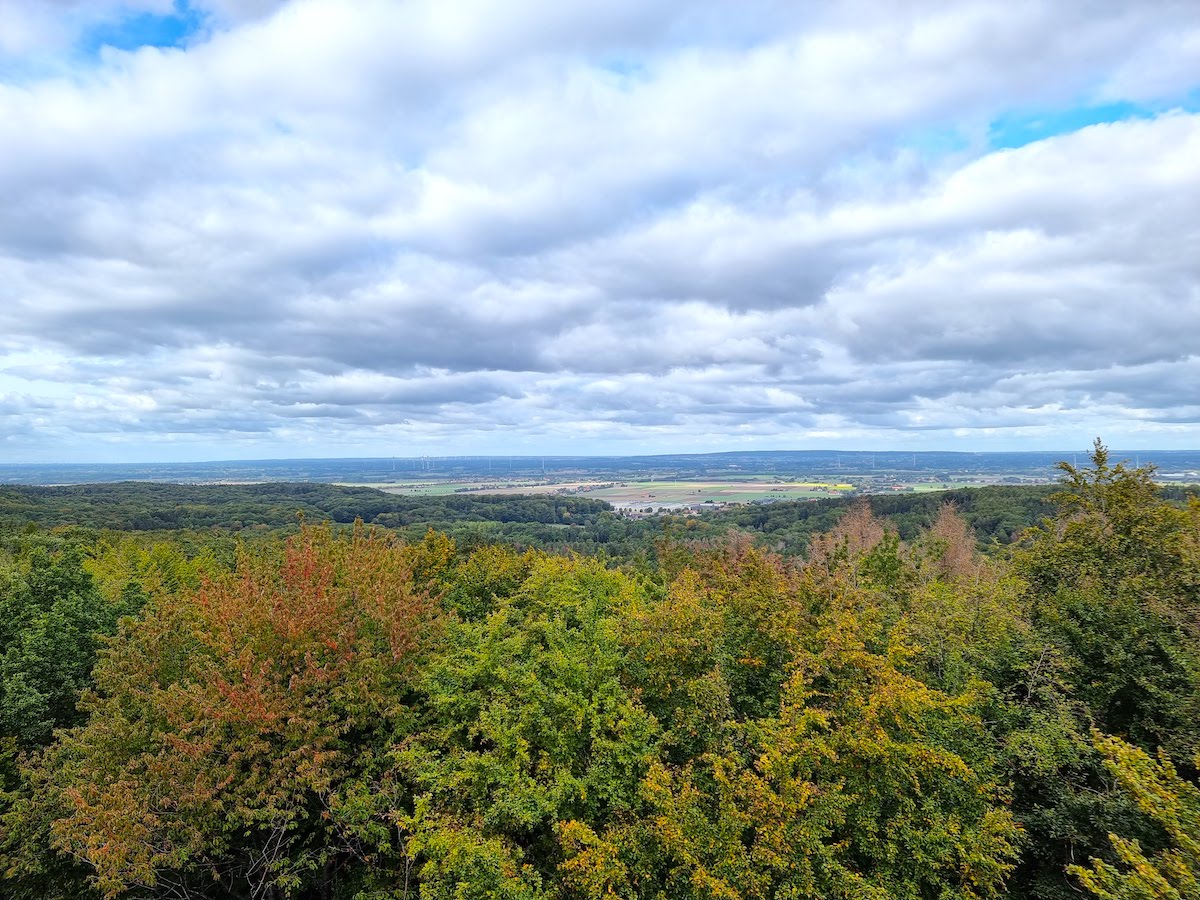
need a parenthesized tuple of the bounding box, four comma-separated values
(0, 442, 1196, 899)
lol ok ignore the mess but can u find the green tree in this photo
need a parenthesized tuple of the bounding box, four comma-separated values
(393, 555, 661, 899)
(1004, 440, 1200, 899)
(0, 542, 136, 749)
(1017, 440, 1200, 757)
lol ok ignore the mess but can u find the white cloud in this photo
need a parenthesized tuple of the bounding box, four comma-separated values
(0, 0, 1198, 460)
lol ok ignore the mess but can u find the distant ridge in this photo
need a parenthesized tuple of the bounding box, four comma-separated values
(2, 450, 1198, 486)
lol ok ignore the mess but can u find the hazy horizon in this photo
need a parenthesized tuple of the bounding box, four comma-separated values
(4, 445, 1198, 470)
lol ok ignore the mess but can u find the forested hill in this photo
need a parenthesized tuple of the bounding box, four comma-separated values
(702, 482, 1196, 554)
(3, 480, 1195, 556)
(704, 483, 1059, 549)
(0, 482, 611, 531)
(0, 481, 1060, 554)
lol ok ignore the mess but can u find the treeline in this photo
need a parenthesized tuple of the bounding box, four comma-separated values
(6, 480, 1194, 550)
(701, 483, 1061, 554)
(0, 444, 1196, 898)
(0, 482, 611, 532)
(0, 481, 1072, 560)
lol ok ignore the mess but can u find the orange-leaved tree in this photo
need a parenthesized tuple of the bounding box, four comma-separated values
(27, 524, 442, 900)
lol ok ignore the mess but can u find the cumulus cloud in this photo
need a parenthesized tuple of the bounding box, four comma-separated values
(0, 0, 1197, 460)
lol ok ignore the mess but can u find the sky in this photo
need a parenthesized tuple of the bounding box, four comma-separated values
(1, 1, 1198, 462)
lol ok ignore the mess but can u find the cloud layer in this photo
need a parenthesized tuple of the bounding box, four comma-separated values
(1, 0, 1198, 460)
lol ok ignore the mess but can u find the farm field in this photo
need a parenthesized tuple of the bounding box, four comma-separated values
(354, 481, 492, 496)
(367, 478, 856, 509)
(577, 480, 856, 508)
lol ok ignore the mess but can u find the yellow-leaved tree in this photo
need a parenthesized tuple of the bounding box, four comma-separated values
(1072, 733, 1200, 899)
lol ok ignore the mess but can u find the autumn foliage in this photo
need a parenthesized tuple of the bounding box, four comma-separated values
(0, 444, 1196, 900)
(31, 525, 440, 899)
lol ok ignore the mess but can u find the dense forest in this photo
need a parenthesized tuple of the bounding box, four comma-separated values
(0, 483, 613, 532)
(0, 443, 1197, 899)
(0, 478, 1066, 560)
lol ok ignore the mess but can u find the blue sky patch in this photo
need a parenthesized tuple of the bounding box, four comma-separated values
(898, 125, 972, 160)
(987, 97, 1198, 150)
(80, 1, 204, 56)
